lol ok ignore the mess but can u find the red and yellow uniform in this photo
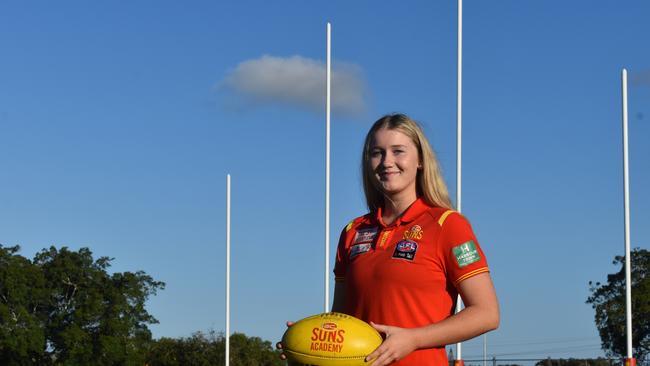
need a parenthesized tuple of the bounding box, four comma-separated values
(334, 198, 489, 366)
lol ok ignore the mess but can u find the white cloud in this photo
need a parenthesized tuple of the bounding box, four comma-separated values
(221, 55, 367, 116)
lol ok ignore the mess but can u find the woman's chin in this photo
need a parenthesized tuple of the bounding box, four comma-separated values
(380, 186, 404, 197)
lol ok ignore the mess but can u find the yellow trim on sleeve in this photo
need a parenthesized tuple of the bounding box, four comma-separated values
(335, 276, 346, 282)
(454, 267, 489, 286)
(437, 210, 455, 226)
(345, 220, 355, 232)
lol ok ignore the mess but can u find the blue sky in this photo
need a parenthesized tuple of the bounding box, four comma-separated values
(1, 0, 649, 362)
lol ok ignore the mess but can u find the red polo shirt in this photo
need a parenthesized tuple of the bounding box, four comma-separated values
(334, 198, 489, 365)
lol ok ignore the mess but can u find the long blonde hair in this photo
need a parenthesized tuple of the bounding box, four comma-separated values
(362, 114, 453, 211)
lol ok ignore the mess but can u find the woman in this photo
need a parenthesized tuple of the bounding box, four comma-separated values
(282, 114, 499, 365)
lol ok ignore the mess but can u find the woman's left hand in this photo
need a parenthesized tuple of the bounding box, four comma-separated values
(365, 322, 419, 366)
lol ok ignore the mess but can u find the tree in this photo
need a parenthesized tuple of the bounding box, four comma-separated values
(587, 248, 650, 364)
(0, 245, 49, 365)
(229, 332, 283, 366)
(1, 245, 284, 365)
(147, 331, 224, 366)
(534, 358, 614, 366)
(0, 245, 165, 365)
(145, 331, 284, 366)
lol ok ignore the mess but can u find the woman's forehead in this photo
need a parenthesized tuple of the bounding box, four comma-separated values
(371, 128, 414, 147)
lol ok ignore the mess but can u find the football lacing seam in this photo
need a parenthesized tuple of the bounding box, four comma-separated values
(285, 350, 367, 360)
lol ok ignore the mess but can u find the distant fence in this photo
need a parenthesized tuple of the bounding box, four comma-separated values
(455, 358, 623, 366)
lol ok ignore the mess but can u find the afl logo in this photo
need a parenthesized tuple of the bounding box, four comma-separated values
(392, 240, 418, 261)
(322, 322, 337, 330)
(396, 241, 418, 253)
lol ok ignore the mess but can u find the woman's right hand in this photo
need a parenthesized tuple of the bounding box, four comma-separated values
(275, 321, 294, 360)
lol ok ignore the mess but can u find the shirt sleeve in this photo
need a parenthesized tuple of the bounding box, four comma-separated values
(333, 224, 351, 282)
(438, 212, 490, 286)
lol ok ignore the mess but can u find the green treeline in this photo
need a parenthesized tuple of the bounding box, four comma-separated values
(0, 245, 282, 365)
(533, 358, 622, 366)
(148, 331, 283, 366)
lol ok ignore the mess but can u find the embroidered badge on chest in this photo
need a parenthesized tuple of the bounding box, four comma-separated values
(350, 243, 372, 259)
(353, 227, 378, 244)
(403, 225, 424, 240)
(392, 240, 418, 261)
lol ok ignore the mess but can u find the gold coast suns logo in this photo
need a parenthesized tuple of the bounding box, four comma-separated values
(403, 225, 423, 240)
(309, 322, 345, 353)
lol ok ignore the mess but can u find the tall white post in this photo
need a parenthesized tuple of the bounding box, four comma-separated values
(455, 0, 464, 361)
(621, 69, 633, 361)
(456, 0, 463, 215)
(483, 333, 487, 366)
(325, 22, 332, 312)
(226, 174, 231, 366)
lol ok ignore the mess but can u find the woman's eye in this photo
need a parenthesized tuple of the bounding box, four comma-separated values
(370, 151, 382, 157)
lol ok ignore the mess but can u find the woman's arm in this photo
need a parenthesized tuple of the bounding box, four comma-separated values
(366, 272, 499, 366)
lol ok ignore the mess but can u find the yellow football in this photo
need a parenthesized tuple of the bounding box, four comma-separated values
(282, 312, 383, 366)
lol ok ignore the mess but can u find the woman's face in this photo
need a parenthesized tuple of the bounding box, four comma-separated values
(369, 128, 420, 199)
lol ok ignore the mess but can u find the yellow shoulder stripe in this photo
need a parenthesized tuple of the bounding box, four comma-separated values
(437, 210, 455, 226)
(345, 220, 355, 232)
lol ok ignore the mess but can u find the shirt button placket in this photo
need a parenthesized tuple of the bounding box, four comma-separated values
(378, 229, 393, 248)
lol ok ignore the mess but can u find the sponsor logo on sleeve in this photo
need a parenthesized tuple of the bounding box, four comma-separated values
(349, 243, 372, 259)
(391, 240, 418, 261)
(353, 227, 378, 244)
(452, 240, 480, 268)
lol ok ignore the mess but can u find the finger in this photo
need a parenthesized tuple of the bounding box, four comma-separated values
(365, 349, 378, 362)
(279, 353, 287, 360)
(276, 342, 283, 350)
(286, 321, 295, 327)
(372, 351, 396, 366)
(365, 344, 384, 362)
(369, 353, 386, 366)
(365, 351, 377, 363)
(370, 321, 388, 333)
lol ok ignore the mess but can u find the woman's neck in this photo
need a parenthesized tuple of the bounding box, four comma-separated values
(382, 192, 417, 226)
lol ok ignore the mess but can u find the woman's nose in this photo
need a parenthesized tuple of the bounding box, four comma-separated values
(381, 152, 394, 167)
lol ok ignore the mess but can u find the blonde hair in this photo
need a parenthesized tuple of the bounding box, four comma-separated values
(362, 114, 453, 211)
